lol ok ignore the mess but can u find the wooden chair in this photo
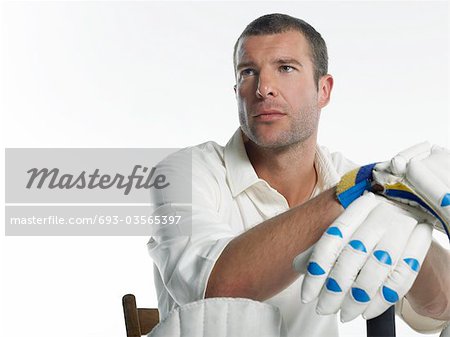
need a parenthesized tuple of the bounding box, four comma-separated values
(122, 294, 160, 336)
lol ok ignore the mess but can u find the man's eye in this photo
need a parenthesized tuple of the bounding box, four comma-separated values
(241, 69, 256, 77)
(280, 65, 295, 73)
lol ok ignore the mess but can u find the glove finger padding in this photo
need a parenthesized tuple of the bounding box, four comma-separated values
(315, 203, 390, 315)
(301, 192, 433, 322)
(310, 200, 423, 322)
(362, 223, 432, 320)
(300, 193, 379, 304)
(390, 141, 432, 176)
(338, 218, 429, 322)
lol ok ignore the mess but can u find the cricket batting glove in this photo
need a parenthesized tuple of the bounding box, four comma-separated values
(336, 142, 450, 240)
(300, 193, 433, 322)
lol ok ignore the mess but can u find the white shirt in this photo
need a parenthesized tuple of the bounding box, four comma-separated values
(148, 128, 446, 336)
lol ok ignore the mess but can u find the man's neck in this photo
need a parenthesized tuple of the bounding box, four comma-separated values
(244, 134, 318, 208)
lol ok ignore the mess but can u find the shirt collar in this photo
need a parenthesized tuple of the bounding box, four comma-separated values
(223, 128, 341, 198)
(224, 128, 260, 197)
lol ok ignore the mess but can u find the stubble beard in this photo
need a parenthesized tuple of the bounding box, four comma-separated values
(239, 102, 321, 150)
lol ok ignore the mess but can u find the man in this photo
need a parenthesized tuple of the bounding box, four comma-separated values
(148, 14, 450, 336)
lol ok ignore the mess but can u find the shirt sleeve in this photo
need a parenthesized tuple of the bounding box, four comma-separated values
(396, 297, 449, 334)
(147, 147, 236, 308)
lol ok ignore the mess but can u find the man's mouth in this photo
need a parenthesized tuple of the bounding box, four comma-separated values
(253, 110, 286, 121)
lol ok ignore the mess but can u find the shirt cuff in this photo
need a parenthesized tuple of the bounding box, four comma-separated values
(200, 236, 235, 300)
(397, 297, 449, 334)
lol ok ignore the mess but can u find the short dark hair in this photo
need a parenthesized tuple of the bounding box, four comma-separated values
(234, 13, 328, 87)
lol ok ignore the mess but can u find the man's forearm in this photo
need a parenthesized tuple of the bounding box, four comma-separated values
(407, 240, 450, 321)
(205, 188, 343, 301)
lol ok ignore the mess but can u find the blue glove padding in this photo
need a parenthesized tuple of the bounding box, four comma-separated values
(300, 193, 432, 322)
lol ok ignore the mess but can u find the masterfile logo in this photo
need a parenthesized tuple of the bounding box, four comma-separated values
(5, 148, 192, 236)
(6, 148, 180, 203)
(25, 165, 169, 195)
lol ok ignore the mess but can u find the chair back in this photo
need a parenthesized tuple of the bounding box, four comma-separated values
(122, 294, 159, 336)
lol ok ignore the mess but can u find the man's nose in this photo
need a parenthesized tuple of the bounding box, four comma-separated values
(256, 72, 278, 98)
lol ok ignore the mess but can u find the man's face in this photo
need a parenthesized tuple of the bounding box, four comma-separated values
(235, 30, 327, 149)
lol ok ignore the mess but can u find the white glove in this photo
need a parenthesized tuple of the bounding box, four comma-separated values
(336, 142, 450, 241)
(299, 193, 433, 322)
(373, 142, 450, 238)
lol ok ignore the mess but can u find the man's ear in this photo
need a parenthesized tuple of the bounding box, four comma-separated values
(318, 75, 333, 109)
(233, 84, 237, 94)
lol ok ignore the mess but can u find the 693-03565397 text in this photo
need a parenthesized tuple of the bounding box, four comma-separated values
(8, 215, 182, 226)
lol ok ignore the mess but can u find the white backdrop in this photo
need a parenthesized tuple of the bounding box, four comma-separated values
(1, 1, 449, 336)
